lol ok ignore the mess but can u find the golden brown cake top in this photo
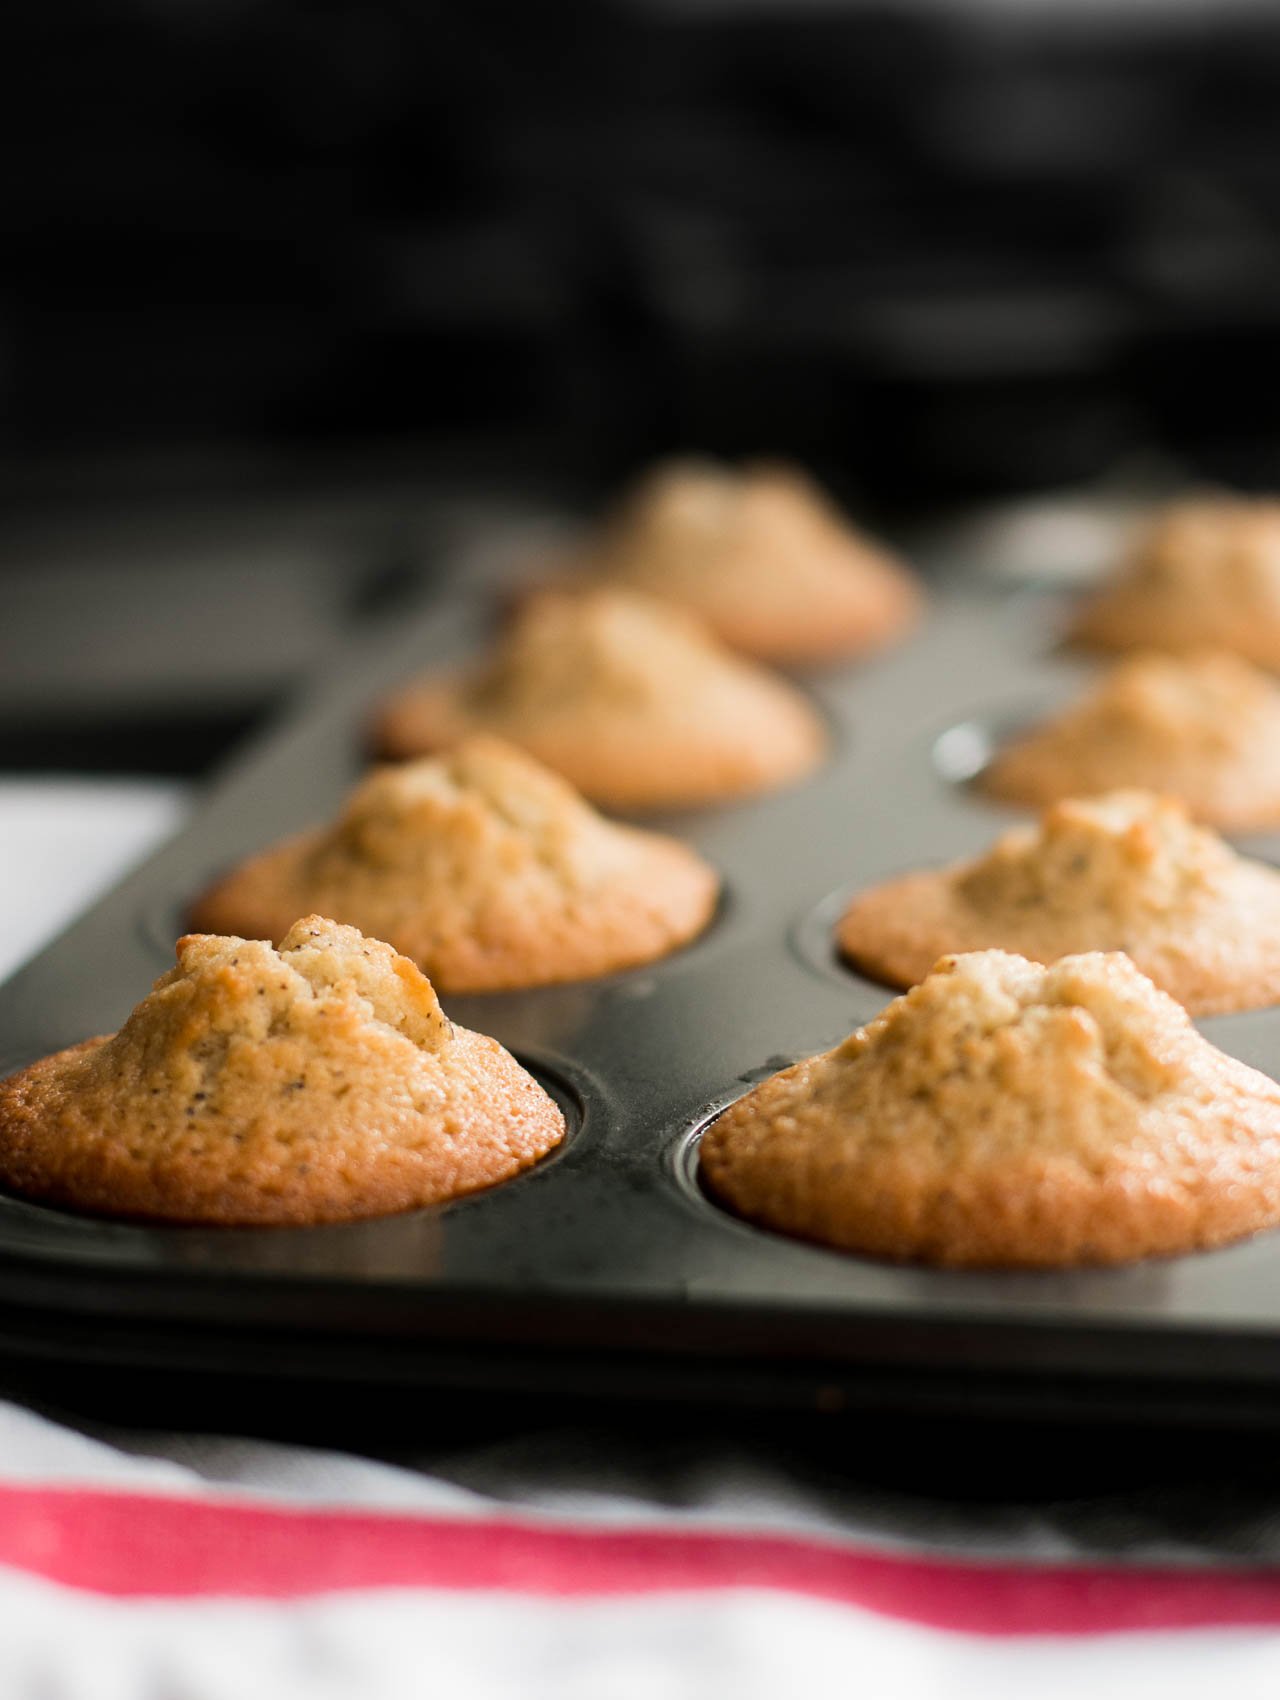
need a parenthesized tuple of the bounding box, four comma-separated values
(458, 585, 804, 728)
(1067, 649, 1279, 751)
(116, 914, 455, 1075)
(188, 738, 721, 992)
(956, 790, 1232, 922)
(981, 649, 1280, 830)
(1118, 498, 1280, 612)
(591, 458, 882, 595)
(832, 948, 1184, 1112)
(0, 916, 566, 1223)
(372, 581, 826, 810)
(1072, 498, 1280, 669)
(309, 736, 665, 893)
(835, 790, 1280, 1014)
(575, 457, 919, 666)
(699, 948, 1280, 1265)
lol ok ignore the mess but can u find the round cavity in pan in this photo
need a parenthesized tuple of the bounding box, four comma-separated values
(667, 1095, 772, 1244)
(789, 879, 913, 997)
(929, 678, 1135, 807)
(931, 701, 1058, 792)
(932, 719, 998, 786)
(667, 1092, 872, 1262)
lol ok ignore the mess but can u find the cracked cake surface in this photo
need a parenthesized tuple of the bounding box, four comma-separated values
(1074, 498, 1280, 667)
(190, 737, 720, 992)
(0, 917, 565, 1224)
(699, 949, 1280, 1267)
(577, 458, 921, 665)
(837, 791, 1280, 1014)
(982, 651, 1280, 830)
(373, 586, 827, 810)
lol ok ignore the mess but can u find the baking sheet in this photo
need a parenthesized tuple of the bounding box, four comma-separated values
(4, 544, 1280, 1423)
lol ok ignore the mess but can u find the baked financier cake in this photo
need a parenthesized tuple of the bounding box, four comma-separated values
(837, 791, 1280, 1015)
(374, 587, 826, 811)
(578, 458, 921, 665)
(982, 651, 1280, 831)
(0, 917, 565, 1225)
(1073, 497, 1280, 668)
(699, 949, 1280, 1268)
(189, 737, 720, 993)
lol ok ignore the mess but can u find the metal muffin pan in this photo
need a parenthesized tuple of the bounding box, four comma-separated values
(7, 551, 1280, 1427)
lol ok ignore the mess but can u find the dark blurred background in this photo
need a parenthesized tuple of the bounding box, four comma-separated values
(6, 0, 1280, 773)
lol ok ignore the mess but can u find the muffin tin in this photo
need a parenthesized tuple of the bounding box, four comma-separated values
(7, 543, 1280, 1427)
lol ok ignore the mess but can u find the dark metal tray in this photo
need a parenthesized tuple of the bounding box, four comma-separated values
(7, 554, 1280, 1429)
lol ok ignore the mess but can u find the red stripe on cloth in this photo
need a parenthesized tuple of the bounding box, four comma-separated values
(1, 1482, 1280, 1633)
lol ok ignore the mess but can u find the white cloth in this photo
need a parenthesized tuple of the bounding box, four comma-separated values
(0, 1400, 1275, 1700)
(0, 779, 186, 983)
